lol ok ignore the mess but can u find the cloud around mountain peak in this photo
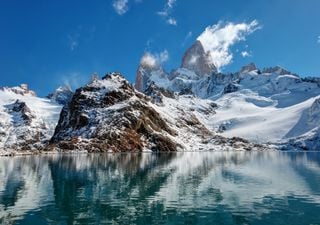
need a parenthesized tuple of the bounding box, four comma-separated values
(197, 20, 261, 71)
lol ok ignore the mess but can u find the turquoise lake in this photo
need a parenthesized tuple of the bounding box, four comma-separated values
(1, 151, 320, 225)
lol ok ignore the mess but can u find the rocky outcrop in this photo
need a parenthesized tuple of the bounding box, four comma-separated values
(1, 100, 47, 151)
(0, 84, 36, 97)
(144, 82, 175, 104)
(302, 77, 320, 87)
(181, 40, 217, 76)
(7, 100, 35, 125)
(262, 66, 294, 76)
(135, 53, 167, 92)
(308, 98, 320, 124)
(223, 83, 239, 94)
(50, 73, 177, 152)
(240, 63, 258, 74)
(47, 85, 73, 105)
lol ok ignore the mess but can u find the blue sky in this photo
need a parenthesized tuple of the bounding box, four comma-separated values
(0, 0, 319, 96)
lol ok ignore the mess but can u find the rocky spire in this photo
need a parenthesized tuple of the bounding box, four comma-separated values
(135, 53, 166, 92)
(181, 40, 217, 76)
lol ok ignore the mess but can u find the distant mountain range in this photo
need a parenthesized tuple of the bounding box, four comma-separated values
(1, 40, 319, 154)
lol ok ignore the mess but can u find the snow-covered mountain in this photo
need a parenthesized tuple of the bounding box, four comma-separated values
(136, 40, 320, 150)
(0, 41, 319, 153)
(47, 85, 73, 105)
(0, 85, 62, 154)
(49, 73, 266, 152)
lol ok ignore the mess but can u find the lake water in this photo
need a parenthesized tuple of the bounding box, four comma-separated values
(0, 151, 320, 225)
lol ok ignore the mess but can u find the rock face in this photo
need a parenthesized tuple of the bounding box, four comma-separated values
(181, 40, 217, 76)
(144, 82, 175, 104)
(132, 44, 320, 150)
(50, 73, 177, 152)
(47, 85, 73, 105)
(8, 100, 35, 125)
(135, 53, 167, 92)
(223, 83, 239, 94)
(261, 66, 294, 76)
(3, 100, 47, 150)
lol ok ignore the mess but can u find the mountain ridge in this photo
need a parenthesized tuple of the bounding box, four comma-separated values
(0, 41, 319, 154)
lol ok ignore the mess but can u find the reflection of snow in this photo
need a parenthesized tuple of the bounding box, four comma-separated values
(146, 152, 320, 216)
(0, 157, 54, 221)
(0, 152, 319, 223)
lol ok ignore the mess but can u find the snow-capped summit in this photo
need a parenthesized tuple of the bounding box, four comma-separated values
(181, 40, 217, 77)
(47, 85, 73, 105)
(0, 84, 36, 97)
(133, 51, 320, 150)
(50, 72, 178, 152)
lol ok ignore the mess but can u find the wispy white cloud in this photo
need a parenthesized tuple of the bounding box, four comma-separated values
(113, 0, 129, 15)
(67, 31, 81, 51)
(167, 18, 177, 26)
(185, 31, 193, 39)
(182, 31, 193, 46)
(60, 72, 89, 90)
(67, 26, 96, 51)
(317, 35, 320, 44)
(241, 51, 251, 57)
(157, 0, 178, 26)
(167, 0, 176, 8)
(140, 50, 169, 67)
(197, 20, 261, 70)
(69, 39, 78, 51)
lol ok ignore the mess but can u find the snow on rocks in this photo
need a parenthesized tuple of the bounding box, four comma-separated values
(50, 73, 178, 152)
(134, 42, 320, 150)
(0, 85, 62, 154)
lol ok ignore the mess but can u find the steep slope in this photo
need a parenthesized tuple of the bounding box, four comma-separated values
(180, 40, 217, 76)
(50, 73, 268, 152)
(50, 73, 178, 152)
(0, 85, 62, 154)
(135, 53, 167, 92)
(209, 67, 320, 148)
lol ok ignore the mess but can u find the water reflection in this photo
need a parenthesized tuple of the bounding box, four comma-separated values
(0, 152, 320, 225)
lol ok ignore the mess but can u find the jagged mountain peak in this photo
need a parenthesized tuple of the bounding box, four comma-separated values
(94, 72, 134, 93)
(240, 63, 258, 74)
(102, 72, 128, 83)
(47, 85, 73, 105)
(261, 66, 295, 76)
(135, 58, 167, 92)
(181, 40, 217, 76)
(50, 72, 178, 152)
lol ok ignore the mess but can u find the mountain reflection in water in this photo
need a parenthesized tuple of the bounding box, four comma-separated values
(0, 151, 320, 225)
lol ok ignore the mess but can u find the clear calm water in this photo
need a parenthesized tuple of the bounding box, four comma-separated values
(1, 152, 320, 225)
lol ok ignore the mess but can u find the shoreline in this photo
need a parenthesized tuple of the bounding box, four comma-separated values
(1, 148, 316, 157)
